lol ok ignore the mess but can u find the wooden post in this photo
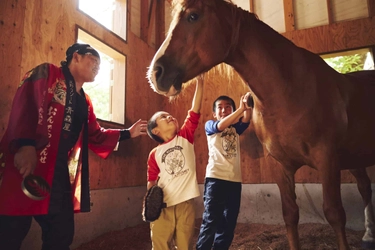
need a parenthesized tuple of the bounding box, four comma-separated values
(283, 0, 295, 31)
(140, 0, 149, 41)
(155, 0, 165, 49)
(147, 0, 157, 45)
(368, 0, 375, 17)
(326, 0, 334, 24)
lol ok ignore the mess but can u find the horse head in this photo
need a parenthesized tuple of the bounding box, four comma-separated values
(147, 0, 237, 96)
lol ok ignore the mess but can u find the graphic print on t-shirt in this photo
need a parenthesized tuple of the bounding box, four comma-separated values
(161, 146, 188, 180)
(221, 128, 237, 159)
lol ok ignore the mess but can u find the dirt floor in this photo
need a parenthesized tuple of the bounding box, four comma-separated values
(75, 219, 366, 250)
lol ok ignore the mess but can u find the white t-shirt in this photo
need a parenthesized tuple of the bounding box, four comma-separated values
(147, 110, 200, 207)
(205, 119, 250, 182)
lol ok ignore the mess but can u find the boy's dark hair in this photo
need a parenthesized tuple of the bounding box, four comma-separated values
(212, 95, 236, 112)
(147, 111, 165, 143)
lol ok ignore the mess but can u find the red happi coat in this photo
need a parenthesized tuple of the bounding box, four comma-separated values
(0, 63, 120, 215)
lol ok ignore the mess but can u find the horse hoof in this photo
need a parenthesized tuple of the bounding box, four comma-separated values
(362, 240, 375, 249)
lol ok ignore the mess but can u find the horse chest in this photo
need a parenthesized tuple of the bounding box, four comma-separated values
(252, 113, 286, 145)
(252, 113, 307, 163)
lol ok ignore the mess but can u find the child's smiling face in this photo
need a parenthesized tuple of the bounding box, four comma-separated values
(213, 100, 234, 120)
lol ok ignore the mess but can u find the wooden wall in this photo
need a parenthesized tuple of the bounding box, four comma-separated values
(1, 0, 375, 192)
(0, 0, 162, 190)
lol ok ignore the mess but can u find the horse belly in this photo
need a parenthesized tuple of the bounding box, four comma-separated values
(340, 76, 375, 169)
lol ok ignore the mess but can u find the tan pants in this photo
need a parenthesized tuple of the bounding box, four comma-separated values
(150, 199, 196, 250)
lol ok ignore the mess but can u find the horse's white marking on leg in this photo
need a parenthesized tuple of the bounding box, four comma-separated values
(363, 202, 375, 243)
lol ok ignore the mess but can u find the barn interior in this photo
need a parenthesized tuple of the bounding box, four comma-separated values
(0, 0, 375, 249)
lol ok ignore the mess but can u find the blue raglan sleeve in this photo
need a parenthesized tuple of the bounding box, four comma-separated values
(233, 118, 250, 135)
(205, 120, 220, 135)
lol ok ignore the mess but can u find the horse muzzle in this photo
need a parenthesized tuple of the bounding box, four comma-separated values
(148, 57, 183, 96)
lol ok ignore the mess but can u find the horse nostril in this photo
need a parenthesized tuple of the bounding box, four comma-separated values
(155, 66, 163, 81)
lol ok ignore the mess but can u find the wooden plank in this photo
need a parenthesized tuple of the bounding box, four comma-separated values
(147, 0, 157, 45)
(326, 0, 334, 24)
(140, 0, 148, 41)
(113, 0, 127, 40)
(155, 0, 165, 48)
(283, 0, 295, 31)
(0, 0, 26, 138)
(129, 0, 141, 37)
(127, 0, 131, 29)
(368, 0, 375, 17)
(283, 17, 375, 55)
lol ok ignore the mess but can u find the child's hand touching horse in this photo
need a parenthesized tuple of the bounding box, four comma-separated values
(243, 92, 254, 110)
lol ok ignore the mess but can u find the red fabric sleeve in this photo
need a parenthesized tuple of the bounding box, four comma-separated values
(85, 94, 121, 159)
(178, 110, 201, 144)
(147, 148, 160, 181)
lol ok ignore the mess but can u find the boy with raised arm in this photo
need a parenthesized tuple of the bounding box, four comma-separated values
(146, 76, 204, 250)
(196, 93, 253, 250)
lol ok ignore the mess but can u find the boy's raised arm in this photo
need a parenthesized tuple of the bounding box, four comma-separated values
(191, 75, 204, 114)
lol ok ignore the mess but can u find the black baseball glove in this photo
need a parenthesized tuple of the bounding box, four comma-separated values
(142, 185, 166, 222)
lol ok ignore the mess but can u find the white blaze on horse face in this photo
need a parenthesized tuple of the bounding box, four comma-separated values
(147, 21, 177, 95)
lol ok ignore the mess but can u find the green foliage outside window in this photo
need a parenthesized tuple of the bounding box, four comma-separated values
(324, 53, 367, 74)
(83, 54, 112, 121)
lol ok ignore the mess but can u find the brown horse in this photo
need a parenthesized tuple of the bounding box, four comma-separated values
(147, 0, 375, 249)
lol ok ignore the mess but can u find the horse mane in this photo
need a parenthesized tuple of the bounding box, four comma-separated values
(168, 63, 248, 103)
(205, 1, 256, 92)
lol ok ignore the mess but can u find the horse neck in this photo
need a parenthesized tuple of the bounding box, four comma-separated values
(224, 10, 325, 109)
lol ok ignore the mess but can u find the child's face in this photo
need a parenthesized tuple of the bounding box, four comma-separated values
(213, 100, 234, 120)
(153, 112, 179, 136)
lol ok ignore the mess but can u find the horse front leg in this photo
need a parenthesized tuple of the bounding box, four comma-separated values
(273, 162, 300, 250)
(320, 160, 350, 250)
(350, 168, 375, 249)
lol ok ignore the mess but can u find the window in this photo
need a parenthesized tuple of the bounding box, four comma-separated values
(321, 48, 374, 73)
(77, 28, 126, 124)
(79, 0, 127, 41)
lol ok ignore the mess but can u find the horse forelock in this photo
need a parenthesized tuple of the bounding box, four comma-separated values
(168, 0, 195, 39)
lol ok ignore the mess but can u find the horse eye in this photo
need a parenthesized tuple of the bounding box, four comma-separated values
(188, 13, 199, 22)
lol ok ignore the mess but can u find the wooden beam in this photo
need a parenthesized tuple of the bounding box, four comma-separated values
(140, 0, 149, 41)
(283, 0, 295, 31)
(249, 0, 254, 13)
(326, 0, 334, 24)
(155, 0, 165, 49)
(147, 0, 157, 45)
(127, 0, 131, 30)
(113, 0, 127, 40)
(368, 0, 375, 17)
(282, 17, 375, 54)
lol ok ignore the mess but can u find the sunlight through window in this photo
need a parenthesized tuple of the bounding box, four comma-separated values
(79, 0, 127, 40)
(321, 48, 374, 74)
(78, 28, 126, 124)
